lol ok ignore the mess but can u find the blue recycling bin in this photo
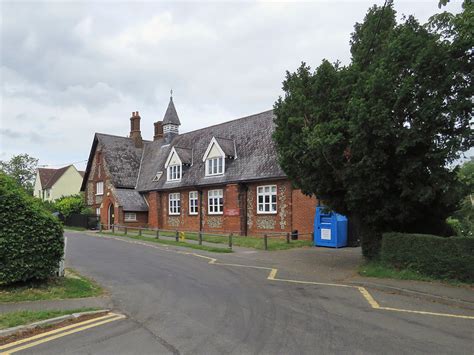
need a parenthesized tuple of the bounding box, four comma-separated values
(314, 207, 348, 248)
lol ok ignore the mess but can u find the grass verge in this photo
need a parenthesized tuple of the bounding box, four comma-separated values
(100, 232, 233, 253)
(0, 308, 99, 330)
(0, 269, 103, 303)
(139, 230, 313, 251)
(64, 226, 87, 231)
(358, 261, 470, 286)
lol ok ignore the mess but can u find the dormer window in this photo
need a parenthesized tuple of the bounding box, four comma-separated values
(167, 165, 181, 181)
(206, 157, 224, 176)
(164, 147, 184, 182)
(203, 137, 233, 177)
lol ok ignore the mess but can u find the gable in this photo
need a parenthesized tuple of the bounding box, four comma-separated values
(207, 142, 224, 159)
(202, 137, 225, 162)
(81, 133, 145, 190)
(164, 147, 182, 168)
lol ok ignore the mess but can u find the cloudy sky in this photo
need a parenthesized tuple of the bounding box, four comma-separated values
(0, 0, 464, 171)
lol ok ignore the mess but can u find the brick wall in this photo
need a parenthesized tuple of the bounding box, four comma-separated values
(86, 146, 149, 229)
(156, 189, 201, 231)
(146, 179, 316, 239)
(291, 189, 318, 237)
(246, 180, 293, 236)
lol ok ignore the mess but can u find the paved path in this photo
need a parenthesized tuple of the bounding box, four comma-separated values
(12, 231, 474, 354)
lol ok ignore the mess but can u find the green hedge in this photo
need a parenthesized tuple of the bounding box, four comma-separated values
(0, 173, 64, 285)
(381, 233, 474, 282)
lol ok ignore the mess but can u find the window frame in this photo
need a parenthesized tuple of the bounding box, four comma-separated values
(96, 181, 104, 196)
(257, 185, 277, 214)
(206, 157, 224, 176)
(208, 189, 224, 215)
(124, 212, 137, 221)
(189, 191, 199, 215)
(168, 192, 181, 215)
(167, 164, 182, 182)
(96, 207, 101, 216)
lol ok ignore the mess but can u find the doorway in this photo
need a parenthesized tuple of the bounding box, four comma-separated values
(108, 203, 115, 229)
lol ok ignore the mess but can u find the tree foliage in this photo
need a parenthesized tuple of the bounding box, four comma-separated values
(0, 173, 64, 285)
(273, 1, 473, 258)
(0, 154, 38, 195)
(448, 159, 474, 237)
(53, 194, 91, 218)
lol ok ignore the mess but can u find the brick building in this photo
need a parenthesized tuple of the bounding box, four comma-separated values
(81, 97, 317, 238)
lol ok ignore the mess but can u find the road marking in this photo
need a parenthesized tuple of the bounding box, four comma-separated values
(1, 314, 126, 355)
(0, 313, 117, 350)
(358, 287, 380, 308)
(86, 233, 474, 321)
(378, 307, 474, 320)
(267, 268, 278, 280)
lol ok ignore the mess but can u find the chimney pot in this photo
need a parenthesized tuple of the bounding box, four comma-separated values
(154, 121, 164, 141)
(129, 110, 143, 148)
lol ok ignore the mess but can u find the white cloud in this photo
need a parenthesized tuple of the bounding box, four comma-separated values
(0, 0, 467, 170)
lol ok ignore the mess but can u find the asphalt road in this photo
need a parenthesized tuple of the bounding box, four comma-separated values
(20, 232, 473, 354)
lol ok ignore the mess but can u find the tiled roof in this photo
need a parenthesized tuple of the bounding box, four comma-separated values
(174, 147, 193, 165)
(215, 137, 236, 157)
(115, 188, 148, 211)
(38, 168, 57, 187)
(136, 110, 285, 192)
(96, 133, 145, 188)
(162, 97, 181, 126)
(38, 165, 78, 189)
(43, 166, 70, 189)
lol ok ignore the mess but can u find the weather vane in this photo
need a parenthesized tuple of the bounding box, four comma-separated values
(170, 89, 173, 98)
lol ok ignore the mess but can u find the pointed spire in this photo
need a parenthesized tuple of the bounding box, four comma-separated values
(163, 94, 181, 126)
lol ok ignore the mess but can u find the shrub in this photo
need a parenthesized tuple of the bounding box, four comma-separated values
(381, 233, 474, 282)
(0, 173, 64, 285)
(54, 194, 88, 218)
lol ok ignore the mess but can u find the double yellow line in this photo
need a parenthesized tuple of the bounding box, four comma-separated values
(94, 234, 474, 320)
(0, 312, 125, 355)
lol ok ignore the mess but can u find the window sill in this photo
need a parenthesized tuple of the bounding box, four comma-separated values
(257, 211, 278, 215)
(169, 213, 181, 216)
(124, 220, 137, 222)
(208, 212, 224, 215)
(204, 174, 224, 177)
(96, 193, 104, 196)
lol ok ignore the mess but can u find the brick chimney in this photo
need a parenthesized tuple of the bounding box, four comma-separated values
(130, 111, 143, 148)
(154, 121, 163, 141)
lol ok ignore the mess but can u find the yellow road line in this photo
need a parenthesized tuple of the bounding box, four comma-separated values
(267, 268, 278, 280)
(272, 277, 355, 288)
(358, 287, 380, 308)
(1, 314, 126, 355)
(89, 233, 474, 321)
(378, 307, 474, 320)
(0, 313, 117, 350)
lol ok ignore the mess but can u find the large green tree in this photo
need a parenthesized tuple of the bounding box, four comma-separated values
(0, 154, 38, 195)
(273, 1, 473, 258)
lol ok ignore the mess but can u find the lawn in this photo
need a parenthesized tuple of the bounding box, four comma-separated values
(100, 231, 233, 253)
(138, 229, 313, 251)
(358, 262, 470, 286)
(0, 308, 99, 330)
(0, 269, 103, 303)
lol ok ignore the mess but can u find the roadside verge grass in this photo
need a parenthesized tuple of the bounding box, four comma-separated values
(100, 232, 233, 253)
(358, 261, 471, 286)
(64, 226, 87, 231)
(0, 269, 103, 303)
(0, 308, 99, 330)
(139, 230, 313, 251)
